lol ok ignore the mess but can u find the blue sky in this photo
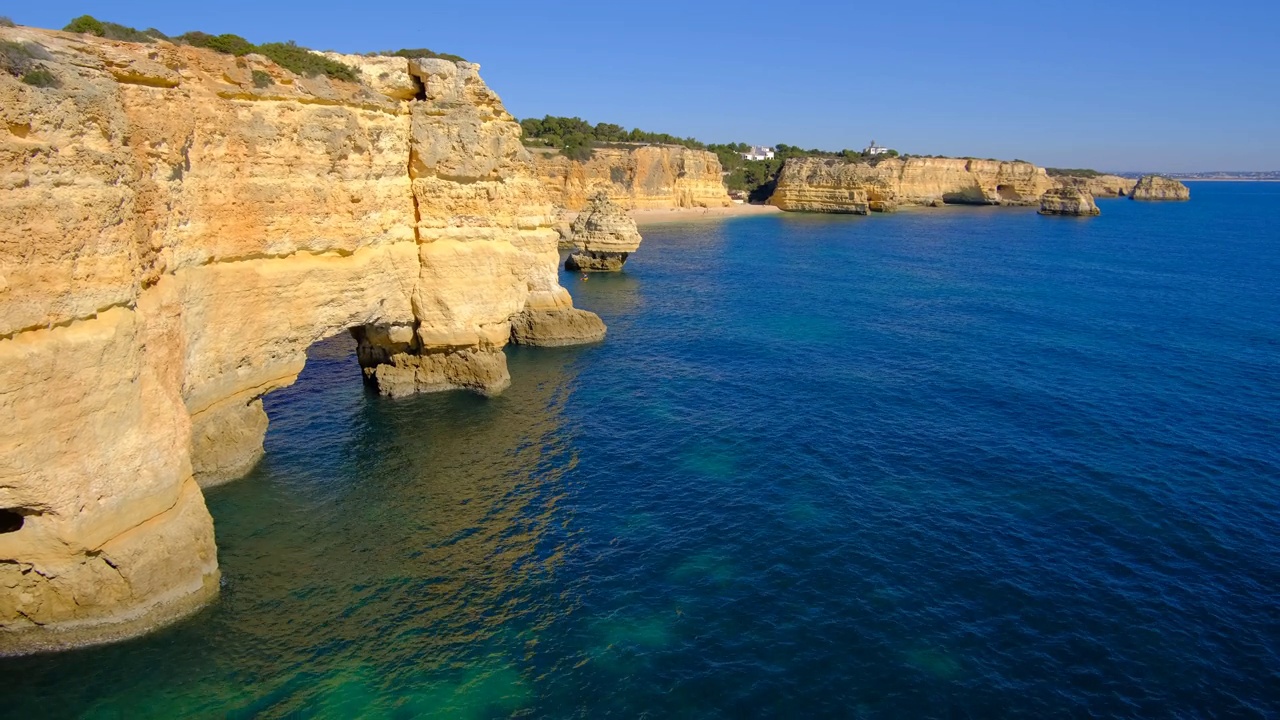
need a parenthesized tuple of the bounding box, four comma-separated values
(11, 1, 1279, 171)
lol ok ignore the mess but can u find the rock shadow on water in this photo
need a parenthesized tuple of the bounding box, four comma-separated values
(668, 550, 740, 589)
(581, 612, 680, 674)
(678, 442, 741, 482)
(902, 646, 964, 680)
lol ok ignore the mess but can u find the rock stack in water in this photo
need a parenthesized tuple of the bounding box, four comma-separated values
(1131, 175, 1191, 201)
(1039, 187, 1101, 216)
(565, 192, 643, 272)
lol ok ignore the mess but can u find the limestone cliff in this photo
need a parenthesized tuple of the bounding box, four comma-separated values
(0, 27, 601, 654)
(1054, 174, 1137, 198)
(532, 145, 732, 211)
(1039, 187, 1101, 216)
(565, 193, 644, 272)
(1131, 175, 1190, 201)
(770, 157, 1058, 213)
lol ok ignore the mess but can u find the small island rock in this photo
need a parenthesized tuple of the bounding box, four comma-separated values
(1039, 187, 1101, 216)
(565, 192, 643, 272)
(1131, 175, 1191, 201)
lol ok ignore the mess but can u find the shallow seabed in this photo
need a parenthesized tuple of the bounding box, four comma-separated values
(5, 183, 1279, 718)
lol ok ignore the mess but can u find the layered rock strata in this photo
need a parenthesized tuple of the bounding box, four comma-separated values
(1054, 174, 1137, 198)
(0, 27, 601, 653)
(564, 193, 644, 272)
(532, 145, 733, 211)
(1038, 187, 1101, 216)
(770, 157, 1058, 213)
(1131, 175, 1191, 201)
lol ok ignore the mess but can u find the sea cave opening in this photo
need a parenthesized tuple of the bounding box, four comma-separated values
(0, 509, 24, 534)
(996, 184, 1019, 201)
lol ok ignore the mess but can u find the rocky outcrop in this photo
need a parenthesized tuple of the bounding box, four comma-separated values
(1053, 174, 1137, 198)
(1131, 175, 1190, 201)
(564, 193, 644, 272)
(770, 157, 1058, 213)
(0, 27, 602, 654)
(1039, 187, 1101, 216)
(532, 145, 732, 211)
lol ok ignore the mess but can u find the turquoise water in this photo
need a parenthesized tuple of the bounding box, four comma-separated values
(5, 183, 1279, 718)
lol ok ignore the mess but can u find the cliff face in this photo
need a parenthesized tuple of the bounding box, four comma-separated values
(1131, 175, 1190, 201)
(1039, 187, 1101, 216)
(770, 157, 1058, 213)
(1054, 174, 1137, 198)
(0, 27, 600, 653)
(531, 145, 732, 211)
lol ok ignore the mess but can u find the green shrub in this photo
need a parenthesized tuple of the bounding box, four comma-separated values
(62, 15, 158, 43)
(252, 69, 272, 88)
(1046, 167, 1102, 178)
(20, 67, 57, 87)
(561, 139, 594, 162)
(64, 15, 106, 35)
(253, 41, 358, 81)
(177, 31, 254, 56)
(172, 31, 359, 81)
(0, 16, 15, 27)
(387, 48, 466, 63)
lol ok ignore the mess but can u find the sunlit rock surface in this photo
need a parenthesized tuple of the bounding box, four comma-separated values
(0, 26, 602, 653)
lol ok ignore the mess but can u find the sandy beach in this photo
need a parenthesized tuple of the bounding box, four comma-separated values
(629, 204, 782, 226)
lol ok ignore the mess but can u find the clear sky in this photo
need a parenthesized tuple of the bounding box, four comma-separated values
(11, 1, 1279, 171)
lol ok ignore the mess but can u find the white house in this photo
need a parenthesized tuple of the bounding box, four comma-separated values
(864, 140, 890, 156)
(742, 145, 776, 161)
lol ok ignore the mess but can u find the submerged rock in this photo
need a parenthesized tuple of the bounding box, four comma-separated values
(565, 192, 643, 272)
(1131, 175, 1191, 201)
(1039, 187, 1101, 216)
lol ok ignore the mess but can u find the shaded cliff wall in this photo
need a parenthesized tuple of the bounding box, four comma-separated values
(770, 157, 1060, 212)
(0, 27, 597, 653)
(532, 145, 732, 210)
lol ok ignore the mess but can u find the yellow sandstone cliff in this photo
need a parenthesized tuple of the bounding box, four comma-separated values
(770, 157, 1060, 213)
(0, 27, 602, 653)
(531, 145, 732, 211)
(1054, 174, 1137, 198)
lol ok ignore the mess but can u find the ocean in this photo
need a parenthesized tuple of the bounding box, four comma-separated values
(4, 182, 1278, 718)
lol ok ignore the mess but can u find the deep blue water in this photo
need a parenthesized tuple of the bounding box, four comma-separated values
(5, 183, 1280, 718)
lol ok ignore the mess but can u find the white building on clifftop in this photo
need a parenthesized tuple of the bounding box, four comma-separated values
(742, 145, 775, 161)
(864, 140, 890, 155)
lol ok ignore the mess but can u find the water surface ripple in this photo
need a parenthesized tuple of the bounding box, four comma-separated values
(5, 183, 1279, 718)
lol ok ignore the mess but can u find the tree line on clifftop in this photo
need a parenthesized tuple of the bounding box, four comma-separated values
(521, 116, 908, 201)
(56, 15, 463, 83)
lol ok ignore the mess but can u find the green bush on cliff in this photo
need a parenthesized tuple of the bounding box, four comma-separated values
(1047, 168, 1102, 178)
(386, 48, 466, 63)
(21, 67, 57, 87)
(0, 16, 15, 28)
(177, 31, 255, 56)
(59, 15, 360, 82)
(520, 115, 708, 155)
(63, 15, 161, 43)
(63, 15, 105, 35)
(253, 41, 359, 82)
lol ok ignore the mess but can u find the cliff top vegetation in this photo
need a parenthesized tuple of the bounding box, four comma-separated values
(381, 48, 466, 63)
(61, 15, 360, 81)
(520, 115, 708, 162)
(518, 115, 909, 199)
(1046, 168, 1104, 178)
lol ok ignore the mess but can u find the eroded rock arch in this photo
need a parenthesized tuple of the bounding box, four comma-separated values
(0, 29, 601, 654)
